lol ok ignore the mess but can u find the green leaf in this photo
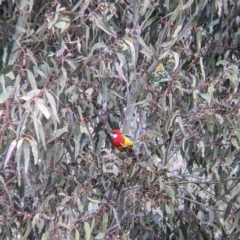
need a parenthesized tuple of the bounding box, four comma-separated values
(22, 221, 32, 239)
(172, 24, 182, 38)
(95, 232, 105, 240)
(75, 229, 80, 240)
(37, 121, 47, 149)
(16, 138, 24, 186)
(16, 111, 29, 137)
(87, 197, 101, 203)
(192, 167, 206, 173)
(112, 207, 120, 227)
(25, 69, 37, 89)
(230, 185, 239, 200)
(32, 115, 40, 142)
(199, 57, 205, 81)
(47, 125, 68, 143)
(109, 89, 125, 99)
(231, 138, 239, 150)
(172, 51, 180, 71)
(4, 139, 17, 169)
(35, 98, 50, 119)
(84, 222, 91, 240)
(165, 205, 172, 214)
(0, 65, 14, 75)
(230, 211, 240, 233)
(20, 89, 41, 101)
(41, 232, 48, 240)
(177, 116, 185, 136)
(166, 112, 177, 132)
(0, 175, 10, 201)
(95, 18, 117, 37)
(56, 39, 66, 57)
(60, 67, 67, 93)
(115, 61, 127, 82)
(26, 49, 38, 66)
(28, 138, 38, 164)
(224, 201, 232, 220)
(116, 52, 127, 66)
(23, 140, 30, 174)
(85, 88, 93, 97)
(216, 60, 229, 66)
(123, 36, 136, 67)
(164, 185, 175, 203)
(101, 212, 108, 232)
(90, 217, 95, 232)
(0, 86, 14, 103)
(142, 16, 157, 30)
(136, 36, 151, 57)
(181, 0, 194, 10)
(45, 91, 60, 123)
(160, 42, 171, 47)
(55, 21, 70, 30)
(34, 67, 47, 79)
(140, 0, 151, 15)
(199, 93, 209, 102)
(88, 42, 106, 57)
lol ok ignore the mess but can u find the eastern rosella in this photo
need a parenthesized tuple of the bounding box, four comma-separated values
(153, 62, 170, 87)
(110, 129, 135, 155)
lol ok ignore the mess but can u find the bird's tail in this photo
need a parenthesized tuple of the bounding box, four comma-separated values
(126, 149, 136, 158)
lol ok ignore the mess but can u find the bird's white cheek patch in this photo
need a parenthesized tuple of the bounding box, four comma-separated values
(111, 134, 118, 138)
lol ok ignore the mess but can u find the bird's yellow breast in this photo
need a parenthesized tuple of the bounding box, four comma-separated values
(115, 135, 133, 151)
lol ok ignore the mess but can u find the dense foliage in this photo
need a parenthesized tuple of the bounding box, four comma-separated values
(1, 0, 240, 239)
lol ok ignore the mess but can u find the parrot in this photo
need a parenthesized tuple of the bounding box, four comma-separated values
(110, 129, 135, 156)
(153, 62, 170, 87)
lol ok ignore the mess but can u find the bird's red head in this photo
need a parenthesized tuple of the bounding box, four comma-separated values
(110, 129, 124, 147)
